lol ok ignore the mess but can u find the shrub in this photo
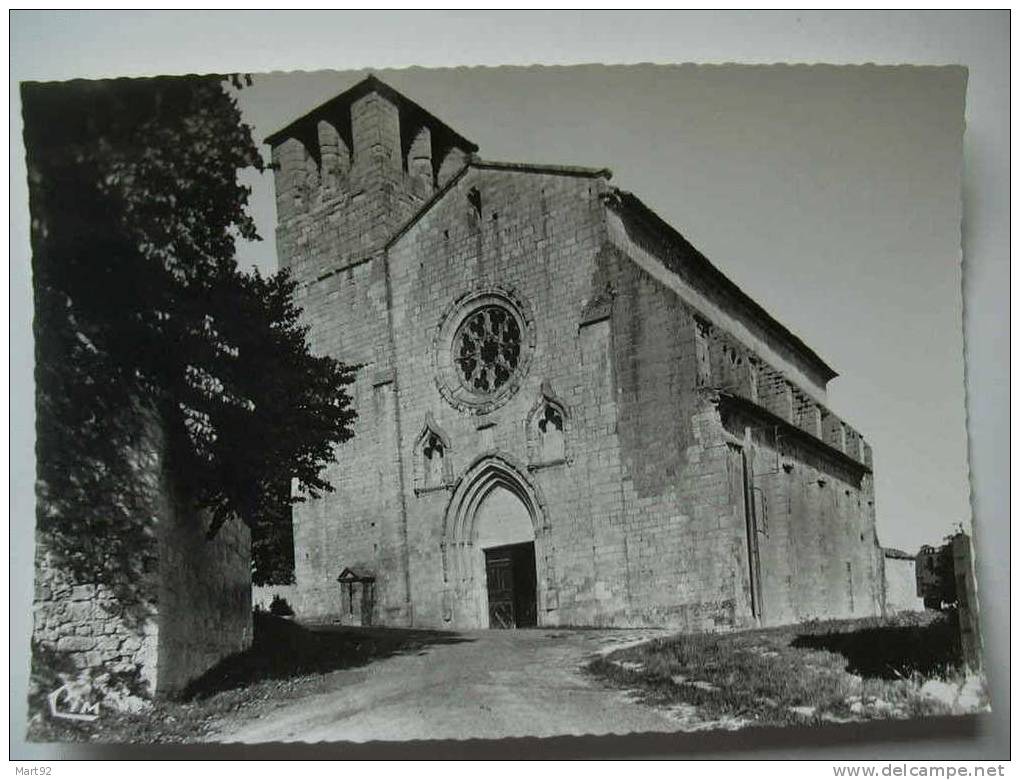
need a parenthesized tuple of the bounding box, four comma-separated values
(268, 594, 294, 617)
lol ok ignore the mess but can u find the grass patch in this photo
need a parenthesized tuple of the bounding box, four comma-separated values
(587, 610, 986, 729)
(26, 613, 469, 744)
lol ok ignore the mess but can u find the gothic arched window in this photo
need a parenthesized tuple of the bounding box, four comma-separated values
(537, 404, 565, 463)
(414, 415, 452, 494)
(527, 381, 569, 468)
(423, 432, 446, 488)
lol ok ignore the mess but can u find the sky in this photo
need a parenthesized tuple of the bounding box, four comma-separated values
(231, 64, 969, 553)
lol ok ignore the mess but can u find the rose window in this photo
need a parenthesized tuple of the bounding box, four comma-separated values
(434, 288, 534, 413)
(454, 305, 522, 394)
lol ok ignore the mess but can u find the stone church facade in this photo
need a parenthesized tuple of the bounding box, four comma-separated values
(269, 76, 884, 631)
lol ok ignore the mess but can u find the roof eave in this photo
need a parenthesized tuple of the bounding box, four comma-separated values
(604, 188, 839, 384)
(471, 159, 612, 179)
(717, 392, 870, 475)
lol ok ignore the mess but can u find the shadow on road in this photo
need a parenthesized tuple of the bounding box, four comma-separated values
(791, 610, 961, 679)
(182, 613, 471, 700)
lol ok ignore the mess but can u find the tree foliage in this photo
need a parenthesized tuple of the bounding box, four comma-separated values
(24, 76, 355, 585)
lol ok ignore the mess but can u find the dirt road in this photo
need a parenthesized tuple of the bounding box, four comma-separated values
(210, 627, 679, 743)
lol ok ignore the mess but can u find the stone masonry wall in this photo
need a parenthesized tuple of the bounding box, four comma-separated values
(728, 414, 884, 626)
(271, 88, 474, 623)
(387, 167, 622, 629)
(32, 404, 165, 692)
(285, 257, 409, 622)
(32, 553, 160, 691)
(32, 405, 252, 697)
(385, 167, 757, 631)
(156, 505, 251, 696)
(606, 243, 755, 630)
(607, 199, 883, 628)
(883, 554, 924, 614)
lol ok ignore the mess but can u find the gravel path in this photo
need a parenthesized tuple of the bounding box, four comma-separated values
(209, 627, 678, 744)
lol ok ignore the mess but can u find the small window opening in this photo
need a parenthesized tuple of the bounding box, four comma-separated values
(423, 432, 446, 487)
(467, 187, 482, 217)
(538, 404, 565, 462)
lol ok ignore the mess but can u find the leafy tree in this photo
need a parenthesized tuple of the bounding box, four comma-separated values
(197, 267, 356, 582)
(24, 75, 355, 585)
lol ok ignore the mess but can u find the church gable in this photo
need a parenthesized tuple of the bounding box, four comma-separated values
(386, 160, 612, 258)
(385, 163, 612, 369)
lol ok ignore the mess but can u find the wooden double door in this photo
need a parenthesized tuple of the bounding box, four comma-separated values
(484, 542, 538, 629)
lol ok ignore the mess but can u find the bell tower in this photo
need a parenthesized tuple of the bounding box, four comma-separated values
(265, 76, 478, 626)
(266, 75, 478, 284)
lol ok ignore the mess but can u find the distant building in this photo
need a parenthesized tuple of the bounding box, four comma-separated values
(917, 541, 956, 609)
(268, 76, 884, 631)
(916, 533, 982, 668)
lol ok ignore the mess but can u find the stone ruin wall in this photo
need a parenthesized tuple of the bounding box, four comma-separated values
(32, 405, 252, 697)
(156, 500, 251, 696)
(883, 553, 924, 614)
(32, 556, 161, 690)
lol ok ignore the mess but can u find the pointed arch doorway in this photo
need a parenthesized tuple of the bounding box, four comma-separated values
(442, 455, 544, 629)
(476, 486, 537, 628)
